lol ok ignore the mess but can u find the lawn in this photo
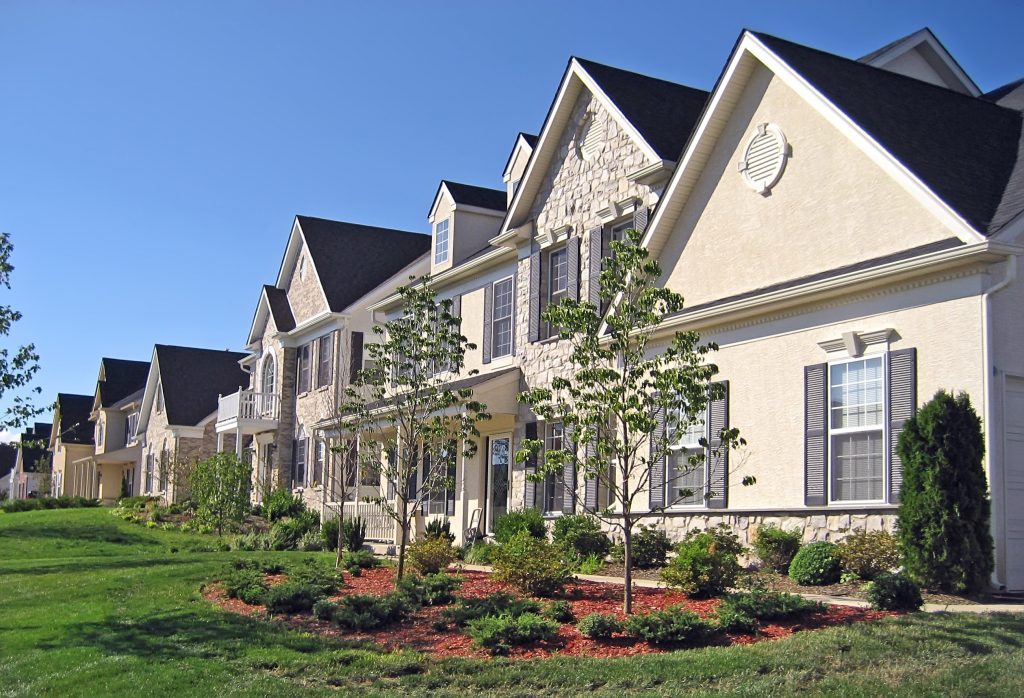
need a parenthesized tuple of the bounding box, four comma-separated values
(1, 509, 1023, 697)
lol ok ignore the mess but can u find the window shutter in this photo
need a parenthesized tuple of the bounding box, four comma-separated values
(528, 250, 541, 343)
(887, 348, 916, 504)
(446, 457, 457, 517)
(804, 363, 828, 506)
(451, 294, 461, 321)
(649, 402, 666, 510)
(524, 421, 538, 508)
(509, 274, 517, 357)
(482, 283, 493, 364)
(562, 426, 576, 514)
(291, 439, 297, 486)
(349, 331, 364, 384)
(586, 227, 603, 307)
(567, 236, 580, 301)
(633, 207, 649, 233)
(584, 438, 599, 510)
(386, 447, 396, 499)
(707, 381, 729, 509)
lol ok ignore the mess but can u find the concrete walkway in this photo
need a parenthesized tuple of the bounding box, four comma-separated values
(459, 563, 1024, 614)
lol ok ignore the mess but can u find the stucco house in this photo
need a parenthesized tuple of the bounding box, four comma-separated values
(48, 394, 95, 497)
(11, 423, 54, 499)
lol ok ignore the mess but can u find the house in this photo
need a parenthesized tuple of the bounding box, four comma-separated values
(11, 423, 53, 499)
(68, 358, 150, 502)
(48, 394, 96, 497)
(217, 215, 430, 519)
(135, 344, 248, 503)
(0, 442, 19, 499)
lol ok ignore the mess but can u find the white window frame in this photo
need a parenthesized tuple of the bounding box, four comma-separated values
(542, 246, 568, 340)
(126, 412, 139, 446)
(491, 275, 514, 359)
(666, 404, 709, 508)
(434, 219, 450, 264)
(261, 352, 276, 395)
(827, 354, 888, 504)
(542, 421, 565, 514)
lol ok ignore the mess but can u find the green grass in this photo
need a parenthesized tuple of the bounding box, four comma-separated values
(2, 509, 1023, 696)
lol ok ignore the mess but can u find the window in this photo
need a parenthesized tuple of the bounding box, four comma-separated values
(543, 247, 568, 339)
(424, 441, 456, 516)
(144, 454, 154, 493)
(126, 412, 139, 446)
(667, 406, 708, 506)
(609, 219, 631, 249)
(542, 422, 565, 514)
(159, 444, 169, 491)
(97, 420, 104, 448)
(261, 354, 276, 394)
(434, 219, 450, 264)
(491, 277, 514, 358)
(829, 357, 885, 502)
(297, 343, 312, 394)
(317, 333, 334, 388)
(293, 433, 308, 488)
(155, 382, 164, 413)
(313, 439, 325, 486)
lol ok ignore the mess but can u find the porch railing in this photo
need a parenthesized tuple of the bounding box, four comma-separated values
(217, 390, 279, 424)
(342, 500, 393, 542)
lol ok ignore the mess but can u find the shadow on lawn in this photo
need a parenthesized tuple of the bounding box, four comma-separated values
(0, 555, 211, 578)
(895, 612, 1024, 655)
(0, 519, 159, 549)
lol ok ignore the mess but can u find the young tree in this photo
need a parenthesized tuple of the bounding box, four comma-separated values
(517, 228, 748, 613)
(190, 451, 251, 535)
(340, 276, 489, 581)
(897, 390, 993, 594)
(319, 389, 362, 568)
(0, 233, 42, 429)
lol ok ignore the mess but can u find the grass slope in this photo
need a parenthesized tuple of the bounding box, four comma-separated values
(1, 509, 1023, 697)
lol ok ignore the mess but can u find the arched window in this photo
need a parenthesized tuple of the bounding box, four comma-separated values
(261, 353, 276, 394)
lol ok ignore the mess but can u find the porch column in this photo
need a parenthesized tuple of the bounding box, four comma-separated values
(216, 432, 225, 453)
(235, 428, 243, 460)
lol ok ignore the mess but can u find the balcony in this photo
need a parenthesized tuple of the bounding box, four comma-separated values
(216, 390, 280, 434)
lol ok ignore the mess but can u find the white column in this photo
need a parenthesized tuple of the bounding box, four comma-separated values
(235, 429, 243, 459)
(216, 432, 224, 453)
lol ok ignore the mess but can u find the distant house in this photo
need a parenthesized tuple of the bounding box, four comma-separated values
(0, 442, 18, 499)
(11, 423, 53, 499)
(48, 394, 95, 497)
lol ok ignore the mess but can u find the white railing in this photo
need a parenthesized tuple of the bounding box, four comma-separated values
(217, 390, 280, 424)
(343, 500, 394, 542)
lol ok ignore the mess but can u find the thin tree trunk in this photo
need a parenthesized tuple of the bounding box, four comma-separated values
(622, 514, 633, 614)
(396, 506, 408, 582)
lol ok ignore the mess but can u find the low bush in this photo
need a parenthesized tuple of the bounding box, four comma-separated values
(715, 606, 758, 634)
(332, 593, 412, 631)
(341, 549, 377, 576)
(463, 541, 498, 565)
(493, 508, 546, 544)
(407, 536, 456, 575)
(234, 532, 273, 551)
(465, 612, 560, 655)
(440, 593, 541, 628)
(789, 541, 841, 586)
(492, 531, 571, 597)
(753, 525, 803, 573)
(396, 573, 462, 606)
(2, 496, 101, 513)
(227, 558, 286, 574)
(321, 518, 340, 552)
(342, 516, 367, 552)
(865, 572, 923, 611)
(289, 560, 344, 596)
(299, 530, 324, 551)
(575, 553, 605, 575)
(424, 517, 456, 544)
(836, 530, 901, 580)
(661, 525, 743, 597)
(623, 606, 717, 646)
(312, 599, 338, 621)
(576, 613, 623, 639)
(542, 600, 575, 623)
(222, 568, 269, 605)
(262, 489, 306, 521)
(263, 582, 321, 614)
(552, 514, 612, 562)
(612, 526, 672, 569)
(719, 589, 824, 621)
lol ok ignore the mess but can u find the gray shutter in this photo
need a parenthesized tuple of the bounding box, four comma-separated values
(524, 421, 538, 508)
(804, 363, 828, 506)
(386, 448, 396, 499)
(633, 207, 649, 233)
(407, 449, 418, 502)
(587, 227, 602, 307)
(649, 403, 666, 510)
(562, 426, 576, 513)
(446, 452, 456, 517)
(451, 294, 461, 323)
(482, 283, 493, 364)
(567, 236, 580, 301)
(584, 438, 599, 510)
(349, 331, 363, 384)
(707, 381, 729, 509)
(528, 250, 541, 343)
(887, 348, 916, 504)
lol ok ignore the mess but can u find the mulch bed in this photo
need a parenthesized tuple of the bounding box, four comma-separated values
(748, 570, 981, 606)
(206, 567, 894, 660)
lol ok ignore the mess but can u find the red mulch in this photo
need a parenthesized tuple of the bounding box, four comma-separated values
(206, 567, 894, 660)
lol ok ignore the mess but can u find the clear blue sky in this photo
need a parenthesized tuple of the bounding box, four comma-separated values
(1, 0, 1021, 432)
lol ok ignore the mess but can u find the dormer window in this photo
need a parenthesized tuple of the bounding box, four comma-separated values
(434, 219, 450, 264)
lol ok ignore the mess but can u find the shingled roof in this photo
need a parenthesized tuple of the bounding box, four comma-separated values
(753, 32, 1024, 236)
(20, 422, 53, 472)
(295, 216, 431, 312)
(263, 285, 296, 332)
(441, 181, 506, 212)
(55, 393, 95, 445)
(575, 58, 710, 161)
(97, 358, 150, 408)
(154, 345, 248, 426)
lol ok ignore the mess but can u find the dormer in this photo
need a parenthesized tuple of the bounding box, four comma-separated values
(859, 28, 980, 96)
(427, 180, 506, 274)
(502, 133, 538, 207)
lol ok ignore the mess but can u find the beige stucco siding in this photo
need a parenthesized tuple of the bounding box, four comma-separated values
(659, 66, 959, 309)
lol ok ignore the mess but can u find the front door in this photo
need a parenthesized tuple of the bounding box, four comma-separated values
(487, 435, 511, 533)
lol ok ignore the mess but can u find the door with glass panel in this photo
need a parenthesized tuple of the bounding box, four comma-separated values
(487, 435, 511, 533)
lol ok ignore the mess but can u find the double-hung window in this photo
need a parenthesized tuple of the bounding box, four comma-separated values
(293, 433, 307, 488)
(542, 422, 565, 514)
(491, 277, 514, 358)
(543, 247, 568, 339)
(126, 412, 139, 446)
(829, 357, 885, 502)
(297, 343, 312, 393)
(667, 407, 708, 506)
(424, 442, 456, 516)
(316, 333, 333, 388)
(434, 219, 449, 264)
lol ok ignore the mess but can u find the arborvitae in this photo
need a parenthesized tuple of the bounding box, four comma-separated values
(896, 390, 993, 594)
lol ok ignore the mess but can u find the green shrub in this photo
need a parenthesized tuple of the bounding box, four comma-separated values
(263, 583, 320, 614)
(661, 525, 743, 597)
(299, 530, 324, 551)
(396, 573, 462, 606)
(552, 514, 612, 562)
(269, 519, 305, 550)
(836, 530, 901, 580)
(341, 549, 377, 576)
(465, 612, 560, 655)
(222, 568, 269, 605)
(623, 606, 717, 646)
(865, 572, 923, 611)
(788, 541, 841, 586)
(288, 560, 344, 596)
(613, 525, 672, 569)
(492, 531, 571, 597)
(424, 517, 456, 544)
(312, 599, 338, 621)
(719, 589, 824, 621)
(321, 518, 340, 552)
(493, 508, 546, 544)
(715, 606, 758, 634)
(440, 593, 541, 628)
(897, 391, 993, 594)
(262, 489, 306, 522)
(332, 593, 412, 631)
(542, 600, 575, 623)
(464, 541, 498, 565)
(342, 516, 367, 551)
(407, 536, 456, 574)
(753, 525, 802, 573)
(234, 532, 273, 551)
(576, 613, 623, 639)
(1, 496, 101, 513)
(575, 553, 605, 575)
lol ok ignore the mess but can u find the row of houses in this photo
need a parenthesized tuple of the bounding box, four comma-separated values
(9, 28, 1024, 590)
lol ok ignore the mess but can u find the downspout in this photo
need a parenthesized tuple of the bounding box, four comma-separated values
(982, 252, 1017, 590)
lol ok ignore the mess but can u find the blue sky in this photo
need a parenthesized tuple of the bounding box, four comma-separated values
(1, 0, 1021, 434)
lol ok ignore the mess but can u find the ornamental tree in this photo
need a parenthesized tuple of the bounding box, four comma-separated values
(0, 233, 42, 429)
(339, 276, 489, 581)
(517, 227, 748, 613)
(190, 451, 251, 536)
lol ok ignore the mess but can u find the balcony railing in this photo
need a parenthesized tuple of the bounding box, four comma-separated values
(217, 390, 280, 424)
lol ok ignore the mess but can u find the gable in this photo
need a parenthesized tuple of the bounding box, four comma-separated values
(284, 239, 331, 326)
(658, 63, 961, 309)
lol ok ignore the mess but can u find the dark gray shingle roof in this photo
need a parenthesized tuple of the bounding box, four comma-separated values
(263, 285, 296, 332)
(98, 358, 150, 408)
(56, 394, 95, 445)
(442, 181, 506, 212)
(155, 345, 248, 426)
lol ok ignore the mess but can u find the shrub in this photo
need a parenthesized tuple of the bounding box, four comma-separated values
(575, 553, 605, 575)
(342, 516, 367, 552)
(576, 613, 623, 639)
(234, 532, 273, 551)
(661, 526, 743, 597)
(396, 573, 462, 606)
(222, 568, 269, 605)
(321, 518, 340, 552)
(613, 525, 672, 569)
(836, 530, 901, 580)
(312, 599, 338, 621)
(492, 531, 571, 597)
(262, 489, 306, 522)
(623, 606, 717, 646)
(719, 589, 824, 621)
(263, 582, 320, 614)
(228, 558, 286, 574)
(440, 593, 541, 628)
(332, 593, 412, 631)
(269, 519, 305, 551)
(299, 530, 324, 551)
(753, 525, 802, 573)
(341, 549, 377, 576)
(191, 452, 251, 535)
(788, 541, 841, 586)
(1, 496, 101, 513)
(493, 508, 546, 544)
(465, 612, 559, 654)
(463, 541, 498, 565)
(542, 600, 575, 623)
(289, 560, 344, 596)
(552, 514, 612, 562)
(407, 536, 456, 575)
(716, 606, 758, 634)
(424, 517, 456, 544)
(865, 572, 924, 611)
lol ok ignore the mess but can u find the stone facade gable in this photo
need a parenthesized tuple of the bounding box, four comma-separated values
(285, 243, 330, 326)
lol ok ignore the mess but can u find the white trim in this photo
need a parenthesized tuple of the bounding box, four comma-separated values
(860, 28, 981, 97)
(826, 354, 888, 505)
(490, 275, 515, 360)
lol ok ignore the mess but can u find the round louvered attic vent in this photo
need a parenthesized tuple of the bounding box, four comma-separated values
(738, 123, 789, 194)
(575, 112, 605, 162)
